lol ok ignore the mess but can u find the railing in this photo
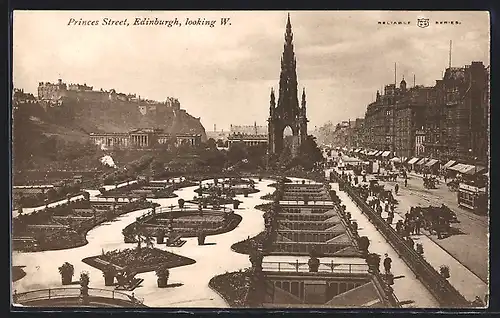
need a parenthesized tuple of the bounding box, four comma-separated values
(330, 170, 472, 308)
(262, 261, 368, 274)
(279, 201, 333, 206)
(13, 287, 144, 306)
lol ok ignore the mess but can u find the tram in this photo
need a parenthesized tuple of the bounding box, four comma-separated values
(457, 183, 487, 214)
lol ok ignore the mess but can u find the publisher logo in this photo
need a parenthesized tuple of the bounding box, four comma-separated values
(417, 18, 430, 28)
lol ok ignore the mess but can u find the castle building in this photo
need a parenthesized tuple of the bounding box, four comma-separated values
(37, 79, 182, 113)
(268, 14, 308, 157)
(89, 128, 202, 150)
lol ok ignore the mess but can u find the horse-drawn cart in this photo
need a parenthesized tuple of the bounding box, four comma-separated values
(411, 205, 459, 235)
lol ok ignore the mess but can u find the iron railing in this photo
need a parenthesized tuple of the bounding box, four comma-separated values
(262, 260, 368, 274)
(13, 287, 144, 306)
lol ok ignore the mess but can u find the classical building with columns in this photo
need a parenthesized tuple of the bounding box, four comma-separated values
(227, 133, 268, 148)
(89, 128, 202, 150)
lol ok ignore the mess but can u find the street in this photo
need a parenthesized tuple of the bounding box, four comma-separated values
(369, 173, 488, 283)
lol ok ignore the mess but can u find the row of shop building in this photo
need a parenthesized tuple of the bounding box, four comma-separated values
(348, 148, 487, 177)
(328, 61, 489, 167)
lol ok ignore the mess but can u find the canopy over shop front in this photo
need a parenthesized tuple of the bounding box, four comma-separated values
(389, 157, 402, 163)
(459, 165, 486, 175)
(354, 149, 361, 153)
(401, 157, 408, 162)
(448, 163, 485, 175)
(443, 160, 457, 169)
(449, 163, 467, 172)
(415, 158, 429, 165)
(368, 150, 377, 156)
(407, 157, 419, 165)
(425, 159, 439, 167)
(381, 151, 391, 157)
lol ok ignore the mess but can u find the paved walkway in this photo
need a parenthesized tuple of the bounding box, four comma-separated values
(330, 181, 440, 308)
(12, 178, 276, 308)
(102, 180, 138, 191)
(12, 194, 86, 218)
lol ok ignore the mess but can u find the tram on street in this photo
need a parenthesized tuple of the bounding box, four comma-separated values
(457, 183, 487, 214)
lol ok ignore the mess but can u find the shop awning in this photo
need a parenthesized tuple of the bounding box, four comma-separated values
(402, 157, 408, 162)
(425, 159, 439, 167)
(407, 157, 419, 165)
(354, 149, 361, 153)
(382, 151, 391, 157)
(449, 163, 466, 172)
(368, 150, 377, 156)
(415, 157, 429, 165)
(443, 160, 457, 169)
(461, 165, 486, 175)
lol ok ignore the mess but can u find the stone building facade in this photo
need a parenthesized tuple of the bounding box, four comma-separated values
(89, 128, 202, 150)
(424, 62, 489, 164)
(227, 133, 268, 148)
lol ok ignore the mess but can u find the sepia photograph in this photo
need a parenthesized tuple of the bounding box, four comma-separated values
(11, 10, 489, 309)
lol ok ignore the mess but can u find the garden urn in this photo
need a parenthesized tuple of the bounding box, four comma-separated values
(58, 262, 74, 285)
(104, 272, 115, 286)
(308, 257, 320, 272)
(197, 234, 206, 245)
(233, 200, 240, 209)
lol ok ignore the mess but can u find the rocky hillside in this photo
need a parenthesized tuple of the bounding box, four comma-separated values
(43, 98, 205, 138)
(12, 98, 206, 169)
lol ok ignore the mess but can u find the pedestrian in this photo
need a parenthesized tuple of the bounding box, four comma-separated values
(415, 216, 421, 235)
(395, 220, 402, 233)
(404, 178, 408, 187)
(436, 218, 443, 239)
(383, 253, 392, 274)
(394, 183, 399, 195)
(377, 204, 383, 216)
(387, 211, 394, 225)
(407, 236, 414, 249)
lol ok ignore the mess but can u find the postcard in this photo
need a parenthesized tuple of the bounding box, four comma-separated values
(11, 10, 489, 309)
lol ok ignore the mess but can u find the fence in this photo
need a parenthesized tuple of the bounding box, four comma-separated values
(330, 170, 471, 308)
(13, 287, 144, 306)
(262, 261, 368, 274)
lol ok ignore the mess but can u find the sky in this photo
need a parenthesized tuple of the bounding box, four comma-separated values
(13, 11, 490, 132)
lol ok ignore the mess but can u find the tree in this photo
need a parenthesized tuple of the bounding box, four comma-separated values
(205, 138, 217, 150)
(227, 141, 248, 164)
(150, 160, 164, 177)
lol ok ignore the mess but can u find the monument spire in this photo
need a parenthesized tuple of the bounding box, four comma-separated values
(277, 13, 299, 116)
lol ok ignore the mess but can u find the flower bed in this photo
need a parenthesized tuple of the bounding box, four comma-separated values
(208, 269, 252, 308)
(231, 231, 267, 255)
(13, 200, 159, 252)
(82, 248, 195, 274)
(123, 213, 242, 239)
(254, 203, 274, 213)
(12, 266, 27, 282)
(260, 193, 275, 200)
